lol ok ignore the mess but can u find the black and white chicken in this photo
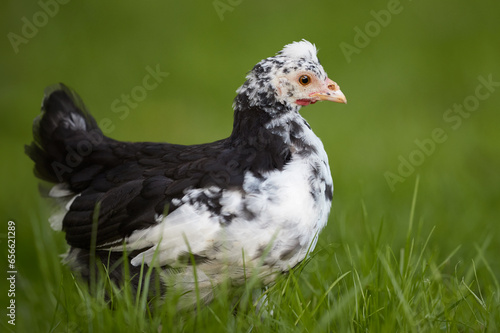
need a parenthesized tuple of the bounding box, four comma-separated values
(26, 40, 346, 307)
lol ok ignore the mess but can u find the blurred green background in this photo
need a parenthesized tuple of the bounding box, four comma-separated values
(1, 0, 499, 324)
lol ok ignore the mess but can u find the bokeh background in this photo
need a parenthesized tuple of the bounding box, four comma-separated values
(1, 0, 499, 329)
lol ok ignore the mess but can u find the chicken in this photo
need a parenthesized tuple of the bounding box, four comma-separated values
(26, 39, 346, 307)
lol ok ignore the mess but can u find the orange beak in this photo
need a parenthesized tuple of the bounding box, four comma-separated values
(309, 78, 347, 104)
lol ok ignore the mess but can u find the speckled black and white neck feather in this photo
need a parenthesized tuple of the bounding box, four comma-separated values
(26, 40, 344, 308)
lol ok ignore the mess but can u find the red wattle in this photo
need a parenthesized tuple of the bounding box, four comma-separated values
(296, 99, 312, 106)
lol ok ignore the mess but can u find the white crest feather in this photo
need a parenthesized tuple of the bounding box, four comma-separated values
(278, 39, 318, 62)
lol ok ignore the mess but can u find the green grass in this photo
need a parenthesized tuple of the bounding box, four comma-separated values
(5, 178, 499, 333)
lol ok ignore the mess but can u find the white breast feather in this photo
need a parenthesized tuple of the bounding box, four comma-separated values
(125, 122, 332, 273)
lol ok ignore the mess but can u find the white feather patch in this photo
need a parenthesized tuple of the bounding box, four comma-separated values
(127, 204, 221, 267)
(279, 40, 318, 62)
(67, 112, 87, 131)
(47, 187, 79, 231)
(48, 209, 66, 231)
(49, 183, 74, 197)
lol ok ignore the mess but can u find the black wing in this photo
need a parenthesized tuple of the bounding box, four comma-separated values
(26, 84, 292, 249)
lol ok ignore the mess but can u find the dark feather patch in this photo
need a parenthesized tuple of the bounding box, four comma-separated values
(27, 84, 297, 249)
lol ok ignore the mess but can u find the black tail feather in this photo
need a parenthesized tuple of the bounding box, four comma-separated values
(25, 83, 104, 184)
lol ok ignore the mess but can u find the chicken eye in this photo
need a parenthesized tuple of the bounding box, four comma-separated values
(299, 75, 311, 86)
